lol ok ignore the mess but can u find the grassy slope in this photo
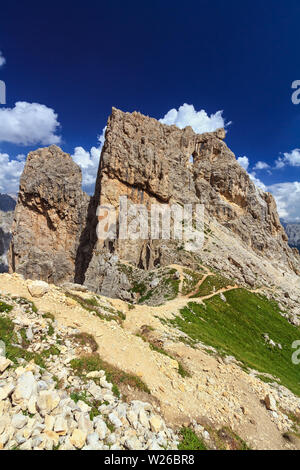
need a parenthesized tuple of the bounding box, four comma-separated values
(170, 288, 300, 396)
(191, 274, 233, 297)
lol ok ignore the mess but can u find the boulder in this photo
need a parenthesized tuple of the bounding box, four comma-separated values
(265, 394, 277, 411)
(27, 280, 50, 298)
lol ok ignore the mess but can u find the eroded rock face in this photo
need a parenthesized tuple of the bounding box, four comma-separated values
(8, 109, 300, 296)
(84, 108, 299, 294)
(284, 223, 300, 251)
(0, 216, 14, 273)
(0, 194, 16, 273)
(8, 145, 89, 284)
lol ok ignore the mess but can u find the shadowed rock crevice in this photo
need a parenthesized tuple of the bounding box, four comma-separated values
(74, 195, 98, 284)
(0, 195, 15, 273)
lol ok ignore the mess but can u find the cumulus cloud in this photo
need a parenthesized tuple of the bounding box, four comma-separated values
(254, 161, 270, 170)
(249, 171, 267, 191)
(237, 156, 249, 171)
(0, 102, 61, 145)
(159, 103, 229, 134)
(74, 103, 227, 194)
(237, 154, 300, 221)
(72, 127, 106, 193)
(0, 153, 25, 194)
(268, 182, 300, 222)
(275, 149, 300, 169)
(0, 51, 5, 67)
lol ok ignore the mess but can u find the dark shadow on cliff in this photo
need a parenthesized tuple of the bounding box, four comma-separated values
(74, 158, 104, 285)
(74, 195, 98, 284)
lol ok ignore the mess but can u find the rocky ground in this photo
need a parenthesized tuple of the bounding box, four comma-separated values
(0, 292, 179, 450)
(1, 272, 300, 450)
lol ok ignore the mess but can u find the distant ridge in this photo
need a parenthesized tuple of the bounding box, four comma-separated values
(0, 193, 16, 212)
(282, 220, 300, 252)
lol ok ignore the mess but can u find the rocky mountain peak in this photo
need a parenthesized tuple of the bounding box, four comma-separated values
(8, 145, 90, 284)
(7, 108, 300, 297)
(0, 194, 16, 212)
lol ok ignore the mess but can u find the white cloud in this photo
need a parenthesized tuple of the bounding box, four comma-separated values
(268, 182, 300, 222)
(249, 172, 267, 191)
(254, 161, 270, 170)
(159, 103, 228, 134)
(236, 157, 300, 221)
(0, 51, 5, 67)
(0, 102, 61, 145)
(0, 153, 25, 194)
(237, 156, 249, 170)
(72, 127, 106, 193)
(275, 149, 300, 169)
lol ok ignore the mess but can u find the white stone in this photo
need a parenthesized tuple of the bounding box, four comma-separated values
(0, 383, 15, 401)
(70, 429, 87, 449)
(94, 418, 107, 440)
(125, 436, 143, 450)
(54, 415, 68, 435)
(139, 408, 149, 428)
(12, 372, 37, 406)
(27, 280, 50, 298)
(0, 357, 13, 373)
(36, 390, 60, 415)
(77, 400, 91, 413)
(108, 412, 122, 429)
(149, 415, 163, 433)
(11, 413, 28, 430)
(265, 394, 277, 411)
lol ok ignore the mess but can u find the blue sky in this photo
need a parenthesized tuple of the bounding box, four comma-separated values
(0, 0, 300, 220)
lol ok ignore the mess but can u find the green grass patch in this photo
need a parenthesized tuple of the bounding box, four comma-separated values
(42, 312, 55, 322)
(131, 282, 147, 296)
(47, 323, 55, 336)
(12, 297, 38, 313)
(137, 332, 191, 378)
(163, 276, 180, 301)
(84, 297, 100, 307)
(0, 316, 46, 368)
(182, 269, 204, 296)
(208, 426, 250, 450)
(70, 353, 150, 394)
(191, 274, 233, 297)
(178, 427, 207, 450)
(70, 391, 102, 420)
(40, 345, 60, 359)
(178, 362, 192, 378)
(0, 300, 13, 313)
(65, 292, 125, 324)
(170, 288, 300, 396)
(70, 332, 98, 352)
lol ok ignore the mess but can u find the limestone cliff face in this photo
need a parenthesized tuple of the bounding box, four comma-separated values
(8, 109, 299, 295)
(0, 194, 16, 273)
(84, 108, 299, 294)
(284, 223, 300, 250)
(8, 145, 89, 284)
(0, 211, 14, 273)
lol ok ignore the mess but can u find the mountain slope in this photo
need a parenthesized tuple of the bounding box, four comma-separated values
(0, 270, 300, 450)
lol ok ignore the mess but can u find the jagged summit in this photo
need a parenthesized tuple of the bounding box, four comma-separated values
(2, 109, 300, 452)
(0, 194, 16, 273)
(0, 193, 16, 212)
(8, 145, 90, 284)
(7, 108, 300, 300)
